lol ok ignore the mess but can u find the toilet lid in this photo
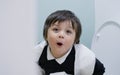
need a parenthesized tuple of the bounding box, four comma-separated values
(91, 20, 120, 75)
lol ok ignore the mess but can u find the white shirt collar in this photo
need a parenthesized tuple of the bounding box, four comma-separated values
(47, 46, 72, 64)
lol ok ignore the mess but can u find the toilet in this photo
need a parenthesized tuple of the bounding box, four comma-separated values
(91, 20, 120, 75)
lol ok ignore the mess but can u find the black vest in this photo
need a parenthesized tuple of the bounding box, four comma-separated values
(38, 45, 75, 75)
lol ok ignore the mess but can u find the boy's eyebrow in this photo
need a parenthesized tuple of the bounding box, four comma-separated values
(69, 25, 73, 28)
(68, 27, 75, 30)
(51, 23, 59, 27)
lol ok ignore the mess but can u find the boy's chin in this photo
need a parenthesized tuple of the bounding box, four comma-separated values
(50, 71, 69, 75)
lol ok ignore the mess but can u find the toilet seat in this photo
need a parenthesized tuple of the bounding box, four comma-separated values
(91, 20, 120, 75)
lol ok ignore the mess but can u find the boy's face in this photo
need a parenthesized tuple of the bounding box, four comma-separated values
(47, 21, 76, 58)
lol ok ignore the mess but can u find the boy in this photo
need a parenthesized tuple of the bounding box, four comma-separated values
(35, 10, 105, 75)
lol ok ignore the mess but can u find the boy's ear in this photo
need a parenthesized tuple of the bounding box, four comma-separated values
(75, 40, 79, 44)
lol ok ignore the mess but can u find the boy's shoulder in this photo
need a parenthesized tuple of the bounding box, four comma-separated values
(34, 41, 47, 58)
(35, 41, 47, 49)
(74, 44, 96, 75)
(74, 44, 95, 57)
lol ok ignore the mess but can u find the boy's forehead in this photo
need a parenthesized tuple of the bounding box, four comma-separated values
(52, 21, 73, 27)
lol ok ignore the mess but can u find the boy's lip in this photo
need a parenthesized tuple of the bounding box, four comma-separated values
(56, 42, 63, 46)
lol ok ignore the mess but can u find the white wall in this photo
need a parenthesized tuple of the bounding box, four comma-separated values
(0, 0, 38, 75)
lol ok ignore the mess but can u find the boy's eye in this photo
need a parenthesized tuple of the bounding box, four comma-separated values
(66, 30, 72, 34)
(53, 28, 59, 32)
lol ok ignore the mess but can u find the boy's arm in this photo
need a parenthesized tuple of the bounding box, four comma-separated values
(92, 58, 105, 75)
(34, 41, 46, 75)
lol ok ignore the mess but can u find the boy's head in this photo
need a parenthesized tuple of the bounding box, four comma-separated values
(43, 10, 82, 44)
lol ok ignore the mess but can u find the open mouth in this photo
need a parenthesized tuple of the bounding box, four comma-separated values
(57, 42, 63, 46)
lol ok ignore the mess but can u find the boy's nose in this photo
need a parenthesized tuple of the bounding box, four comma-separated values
(59, 35, 64, 38)
(58, 31, 64, 38)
